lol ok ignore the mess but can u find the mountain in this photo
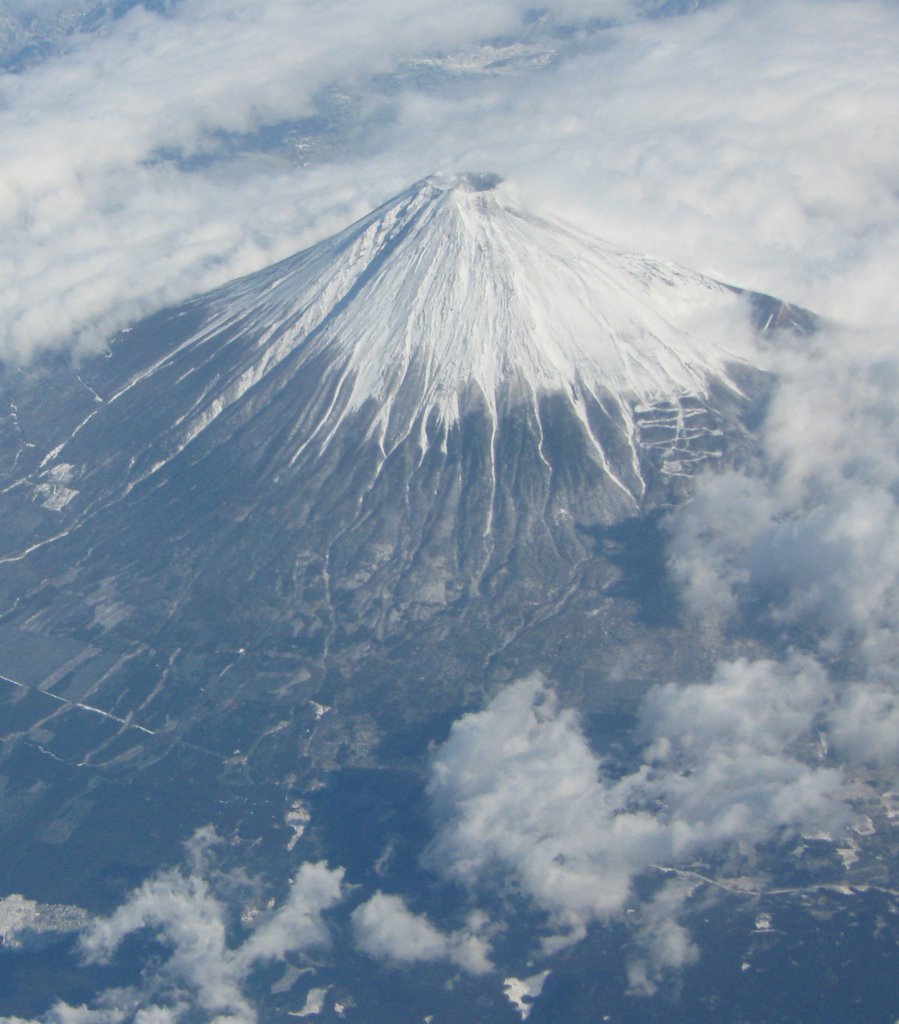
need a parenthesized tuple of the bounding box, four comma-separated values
(0, 172, 785, 729)
(0, 173, 817, 1020)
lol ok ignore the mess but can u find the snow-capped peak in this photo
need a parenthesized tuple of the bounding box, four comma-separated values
(33, 173, 762, 504)
(171, 171, 756, 453)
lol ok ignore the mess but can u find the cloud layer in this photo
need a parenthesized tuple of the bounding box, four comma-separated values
(2, 0, 899, 361)
(668, 321, 899, 757)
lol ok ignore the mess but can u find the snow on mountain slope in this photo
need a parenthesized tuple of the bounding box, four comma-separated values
(25, 171, 760, 515)
(153, 171, 753, 438)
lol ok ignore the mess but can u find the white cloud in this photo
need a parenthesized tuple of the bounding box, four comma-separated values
(80, 857, 251, 1020)
(665, 470, 776, 630)
(0, 991, 142, 1024)
(426, 670, 845, 953)
(637, 658, 845, 845)
(130, 1011, 181, 1024)
(351, 892, 492, 975)
(234, 860, 344, 967)
(70, 828, 346, 1024)
(626, 880, 699, 996)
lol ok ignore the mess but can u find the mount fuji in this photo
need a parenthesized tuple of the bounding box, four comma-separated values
(0, 173, 801, 715)
(14, 171, 770, 500)
(0, 172, 816, 1020)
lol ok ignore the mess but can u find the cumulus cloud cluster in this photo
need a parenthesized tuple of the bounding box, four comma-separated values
(625, 879, 699, 996)
(0, 829, 345, 1024)
(0, 827, 500, 1024)
(2, 0, 899, 360)
(426, 666, 846, 971)
(351, 892, 492, 975)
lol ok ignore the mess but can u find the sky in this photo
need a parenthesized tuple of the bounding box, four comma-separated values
(1, 0, 899, 1021)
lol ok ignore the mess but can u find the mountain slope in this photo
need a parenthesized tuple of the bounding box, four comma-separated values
(4, 172, 770, 537)
(0, 176, 813, 913)
(0, 174, 795, 730)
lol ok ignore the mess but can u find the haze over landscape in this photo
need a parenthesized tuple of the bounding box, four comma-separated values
(0, 2, 898, 1022)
